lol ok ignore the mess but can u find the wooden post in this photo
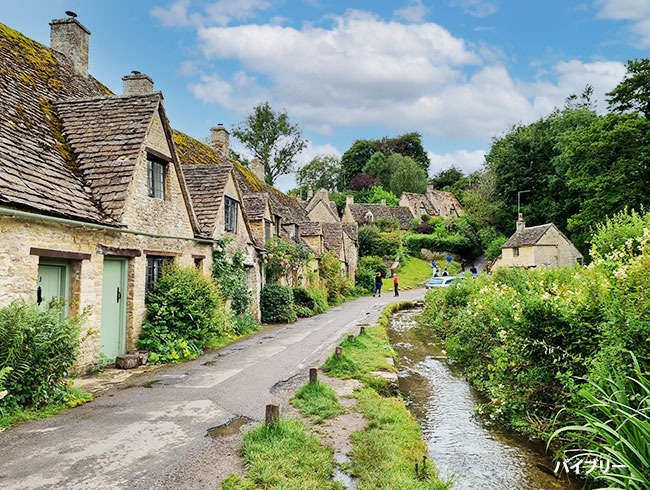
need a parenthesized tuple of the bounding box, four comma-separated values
(335, 346, 342, 359)
(265, 403, 280, 428)
(348, 334, 355, 343)
(360, 326, 365, 335)
(309, 367, 318, 384)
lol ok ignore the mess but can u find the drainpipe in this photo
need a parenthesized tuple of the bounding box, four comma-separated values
(0, 207, 215, 244)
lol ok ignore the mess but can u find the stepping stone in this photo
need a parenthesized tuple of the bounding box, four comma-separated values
(115, 354, 140, 370)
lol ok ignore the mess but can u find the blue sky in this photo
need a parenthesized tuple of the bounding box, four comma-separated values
(2, 1, 649, 191)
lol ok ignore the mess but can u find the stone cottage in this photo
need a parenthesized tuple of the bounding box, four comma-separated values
(342, 195, 414, 230)
(0, 18, 213, 370)
(493, 214, 583, 269)
(399, 182, 464, 218)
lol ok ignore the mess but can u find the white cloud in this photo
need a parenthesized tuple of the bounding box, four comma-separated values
(595, 0, 650, 47)
(180, 10, 625, 141)
(151, 0, 271, 28)
(394, 0, 430, 23)
(449, 0, 498, 18)
(428, 149, 486, 175)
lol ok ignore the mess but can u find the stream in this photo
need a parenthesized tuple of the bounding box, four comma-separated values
(388, 308, 582, 490)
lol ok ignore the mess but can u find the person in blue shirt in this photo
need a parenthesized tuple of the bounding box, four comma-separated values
(431, 260, 437, 277)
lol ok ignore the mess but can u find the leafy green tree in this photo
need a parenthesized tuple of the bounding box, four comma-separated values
(297, 155, 341, 194)
(367, 186, 399, 206)
(606, 58, 650, 118)
(231, 102, 306, 186)
(374, 132, 430, 173)
(362, 152, 391, 187)
(564, 113, 650, 245)
(430, 166, 464, 189)
(387, 154, 427, 196)
(340, 139, 375, 189)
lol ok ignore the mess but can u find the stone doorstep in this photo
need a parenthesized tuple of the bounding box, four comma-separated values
(368, 370, 399, 383)
(71, 363, 164, 396)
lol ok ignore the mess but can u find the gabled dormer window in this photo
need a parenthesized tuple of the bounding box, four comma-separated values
(450, 206, 457, 217)
(147, 156, 166, 199)
(225, 196, 238, 233)
(365, 211, 374, 222)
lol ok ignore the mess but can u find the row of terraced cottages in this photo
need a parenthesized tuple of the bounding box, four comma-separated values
(0, 17, 357, 371)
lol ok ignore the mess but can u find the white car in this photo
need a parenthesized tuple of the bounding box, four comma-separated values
(425, 276, 464, 289)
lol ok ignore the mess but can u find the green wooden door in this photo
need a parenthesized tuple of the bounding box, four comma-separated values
(100, 258, 128, 361)
(37, 262, 69, 317)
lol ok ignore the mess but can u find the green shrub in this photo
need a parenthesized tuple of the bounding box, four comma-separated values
(213, 243, 253, 316)
(263, 236, 313, 284)
(0, 300, 83, 410)
(292, 287, 315, 309)
(355, 266, 375, 292)
(260, 284, 297, 324)
(485, 235, 507, 261)
(139, 266, 226, 362)
(231, 312, 260, 336)
(404, 234, 474, 258)
(359, 256, 387, 276)
(319, 251, 352, 302)
(358, 225, 380, 257)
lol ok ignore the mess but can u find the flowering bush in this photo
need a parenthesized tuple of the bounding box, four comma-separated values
(264, 236, 313, 284)
(421, 208, 650, 443)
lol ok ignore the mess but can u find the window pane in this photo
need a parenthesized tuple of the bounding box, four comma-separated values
(147, 160, 154, 197)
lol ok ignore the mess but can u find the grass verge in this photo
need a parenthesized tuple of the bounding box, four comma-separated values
(396, 257, 436, 289)
(323, 300, 450, 489)
(0, 387, 92, 429)
(351, 387, 451, 490)
(220, 419, 343, 489)
(290, 381, 346, 422)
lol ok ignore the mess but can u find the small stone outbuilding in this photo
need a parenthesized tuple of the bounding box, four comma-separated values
(493, 214, 583, 269)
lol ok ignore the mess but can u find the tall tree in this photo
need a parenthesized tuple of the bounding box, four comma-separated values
(340, 139, 375, 189)
(296, 155, 341, 193)
(606, 58, 650, 118)
(231, 102, 306, 186)
(430, 166, 465, 189)
(387, 154, 427, 196)
(362, 152, 391, 187)
(374, 132, 430, 173)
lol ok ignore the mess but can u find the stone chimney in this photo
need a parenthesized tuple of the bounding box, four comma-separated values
(516, 213, 526, 232)
(307, 184, 313, 200)
(210, 124, 229, 158)
(250, 158, 265, 182)
(122, 71, 154, 95)
(427, 181, 435, 194)
(50, 16, 90, 76)
(346, 195, 354, 206)
(381, 199, 386, 206)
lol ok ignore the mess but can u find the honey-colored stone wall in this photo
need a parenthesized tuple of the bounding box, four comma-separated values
(0, 215, 213, 372)
(120, 110, 195, 237)
(308, 200, 339, 223)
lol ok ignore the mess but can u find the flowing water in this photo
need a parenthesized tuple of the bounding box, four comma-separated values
(388, 309, 582, 490)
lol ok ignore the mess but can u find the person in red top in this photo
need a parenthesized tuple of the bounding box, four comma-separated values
(393, 274, 399, 296)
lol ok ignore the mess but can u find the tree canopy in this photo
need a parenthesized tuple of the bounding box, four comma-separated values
(296, 155, 341, 194)
(231, 102, 306, 186)
(606, 58, 650, 118)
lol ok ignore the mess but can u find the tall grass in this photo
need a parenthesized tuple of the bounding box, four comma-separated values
(549, 355, 650, 489)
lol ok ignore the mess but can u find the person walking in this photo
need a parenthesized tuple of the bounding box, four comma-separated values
(393, 274, 399, 296)
(431, 259, 437, 277)
(373, 272, 383, 297)
(461, 258, 467, 272)
(470, 265, 478, 278)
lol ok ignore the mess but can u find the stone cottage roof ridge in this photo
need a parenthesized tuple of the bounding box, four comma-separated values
(348, 202, 414, 229)
(502, 223, 553, 248)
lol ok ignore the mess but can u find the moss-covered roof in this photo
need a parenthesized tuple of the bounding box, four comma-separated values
(172, 130, 223, 167)
(0, 22, 119, 223)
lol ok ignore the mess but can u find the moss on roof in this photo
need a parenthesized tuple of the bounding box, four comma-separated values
(234, 161, 266, 193)
(39, 98, 78, 175)
(172, 130, 223, 167)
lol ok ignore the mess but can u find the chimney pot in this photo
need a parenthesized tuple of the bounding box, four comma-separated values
(122, 72, 154, 95)
(210, 125, 230, 159)
(50, 17, 90, 76)
(307, 184, 313, 200)
(427, 181, 434, 194)
(516, 213, 526, 232)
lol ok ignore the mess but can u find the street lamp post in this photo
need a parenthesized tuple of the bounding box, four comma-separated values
(518, 190, 530, 217)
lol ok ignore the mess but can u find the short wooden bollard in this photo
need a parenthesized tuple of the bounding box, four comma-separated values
(335, 346, 343, 359)
(265, 403, 280, 428)
(309, 367, 318, 384)
(360, 326, 366, 335)
(348, 334, 355, 343)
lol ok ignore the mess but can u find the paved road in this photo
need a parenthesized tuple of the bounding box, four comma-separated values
(0, 290, 423, 490)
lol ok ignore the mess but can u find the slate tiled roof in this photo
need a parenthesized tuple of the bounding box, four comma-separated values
(241, 193, 268, 221)
(342, 223, 358, 242)
(0, 23, 114, 223)
(300, 221, 322, 236)
(349, 203, 414, 230)
(182, 162, 233, 235)
(55, 93, 161, 221)
(233, 163, 309, 225)
(322, 222, 343, 252)
(401, 192, 437, 216)
(503, 224, 552, 248)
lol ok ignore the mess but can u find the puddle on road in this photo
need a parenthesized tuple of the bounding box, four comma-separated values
(207, 417, 250, 437)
